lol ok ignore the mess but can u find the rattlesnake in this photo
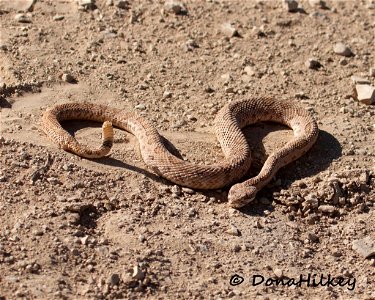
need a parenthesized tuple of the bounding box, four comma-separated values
(41, 97, 318, 208)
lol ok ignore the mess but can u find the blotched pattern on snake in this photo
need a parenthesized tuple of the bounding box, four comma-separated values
(41, 97, 319, 208)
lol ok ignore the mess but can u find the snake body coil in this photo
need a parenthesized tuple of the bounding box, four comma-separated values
(42, 97, 318, 208)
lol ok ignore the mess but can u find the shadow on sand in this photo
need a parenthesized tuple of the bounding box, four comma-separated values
(62, 120, 342, 216)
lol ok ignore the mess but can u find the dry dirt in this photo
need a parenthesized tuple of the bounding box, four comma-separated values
(0, 0, 375, 299)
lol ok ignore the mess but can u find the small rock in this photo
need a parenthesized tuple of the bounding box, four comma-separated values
(244, 66, 255, 76)
(107, 273, 120, 285)
(184, 39, 199, 51)
(305, 58, 322, 70)
(78, 0, 96, 10)
(220, 73, 232, 83)
(204, 86, 215, 93)
(164, 0, 188, 15)
(370, 67, 375, 77)
(135, 103, 146, 110)
(333, 42, 354, 57)
(354, 84, 375, 105)
(188, 208, 197, 217)
(132, 265, 145, 280)
(15, 13, 31, 23)
(358, 171, 369, 184)
(282, 0, 299, 12)
(171, 185, 181, 196)
(220, 22, 239, 37)
(226, 225, 241, 237)
(53, 15, 64, 21)
(32, 229, 44, 236)
(308, 0, 327, 8)
(61, 73, 76, 83)
(351, 75, 371, 85)
(352, 237, 375, 258)
(163, 91, 172, 99)
(318, 205, 336, 213)
(254, 219, 264, 229)
(182, 187, 195, 194)
(273, 268, 283, 278)
(80, 236, 89, 245)
(114, 0, 129, 9)
(339, 58, 348, 66)
(307, 232, 319, 243)
(225, 87, 235, 94)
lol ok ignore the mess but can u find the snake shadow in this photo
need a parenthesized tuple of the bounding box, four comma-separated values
(233, 122, 342, 216)
(61, 120, 342, 216)
(61, 120, 184, 185)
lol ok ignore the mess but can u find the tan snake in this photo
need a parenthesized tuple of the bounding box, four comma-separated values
(41, 97, 319, 208)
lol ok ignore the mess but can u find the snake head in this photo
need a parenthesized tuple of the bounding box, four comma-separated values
(227, 184, 257, 208)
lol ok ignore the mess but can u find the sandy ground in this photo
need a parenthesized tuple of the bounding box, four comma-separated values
(0, 0, 374, 299)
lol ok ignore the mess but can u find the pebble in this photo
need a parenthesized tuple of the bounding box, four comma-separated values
(318, 204, 336, 213)
(164, 0, 188, 15)
(370, 67, 375, 77)
(226, 225, 241, 236)
(308, 0, 327, 8)
(188, 208, 197, 217)
(163, 91, 172, 99)
(132, 265, 145, 280)
(273, 268, 284, 278)
(283, 0, 299, 12)
(333, 42, 353, 57)
(61, 73, 76, 83)
(32, 229, 44, 236)
(15, 13, 31, 23)
(351, 76, 370, 85)
(107, 273, 120, 285)
(80, 236, 89, 245)
(135, 103, 146, 110)
(171, 185, 181, 196)
(184, 39, 199, 51)
(354, 84, 375, 105)
(114, 0, 129, 9)
(352, 236, 375, 258)
(182, 187, 195, 194)
(358, 171, 369, 184)
(221, 73, 232, 83)
(244, 66, 255, 76)
(78, 0, 96, 10)
(339, 58, 348, 66)
(220, 23, 239, 37)
(305, 58, 322, 70)
(204, 86, 215, 93)
(307, 232, 319, 243)
(53, 15, 64, 21)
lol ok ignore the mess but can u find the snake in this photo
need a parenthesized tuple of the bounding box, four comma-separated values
(41, 97, 319, 208)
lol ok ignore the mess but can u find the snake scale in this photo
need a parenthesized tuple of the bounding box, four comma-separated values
(41, 97, 318, 208)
